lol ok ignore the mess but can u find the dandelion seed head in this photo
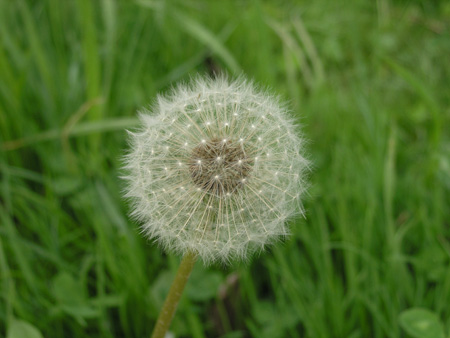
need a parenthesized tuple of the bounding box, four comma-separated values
(123, 75, 309, 264)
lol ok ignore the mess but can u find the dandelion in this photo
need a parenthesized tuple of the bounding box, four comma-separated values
(122, 75, 308, 337)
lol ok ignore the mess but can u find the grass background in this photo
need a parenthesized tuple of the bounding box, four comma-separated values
(1, 0, 450, 337)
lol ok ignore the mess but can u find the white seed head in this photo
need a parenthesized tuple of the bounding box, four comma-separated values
(123, 75, 309, 264)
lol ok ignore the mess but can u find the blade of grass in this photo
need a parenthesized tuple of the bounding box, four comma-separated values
(173, 10, 241, 74)
(76, 0, 103, 153)
(1, 117, 138, 151)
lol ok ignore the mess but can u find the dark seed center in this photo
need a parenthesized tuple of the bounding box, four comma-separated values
(189, 138, 253, 196)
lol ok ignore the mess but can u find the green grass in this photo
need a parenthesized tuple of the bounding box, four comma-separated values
(1, 0, 450, 337)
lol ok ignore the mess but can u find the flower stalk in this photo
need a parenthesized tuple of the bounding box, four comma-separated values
(151, 251, 198, 338)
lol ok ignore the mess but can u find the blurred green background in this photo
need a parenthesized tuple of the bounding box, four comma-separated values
(1, 0, 449, 337)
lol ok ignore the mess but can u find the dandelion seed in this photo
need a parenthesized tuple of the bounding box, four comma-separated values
(123, 75, 309, 265)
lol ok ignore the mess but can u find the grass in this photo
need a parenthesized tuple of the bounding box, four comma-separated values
(1, 0, 449, 337)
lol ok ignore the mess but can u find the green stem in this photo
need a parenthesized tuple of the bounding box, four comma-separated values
(151, 251, 198, 338)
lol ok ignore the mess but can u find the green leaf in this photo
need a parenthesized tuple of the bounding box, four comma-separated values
(7, 319, 43, 338)
(52, 272, 86, 304)
(185, 266, 223, 302)
(51, 272, 99, 326)
(61, 304, 98, 318)
(50, 177, 83, 196)
(150, 270, 175, 309)
(399, 308, 445, 338)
